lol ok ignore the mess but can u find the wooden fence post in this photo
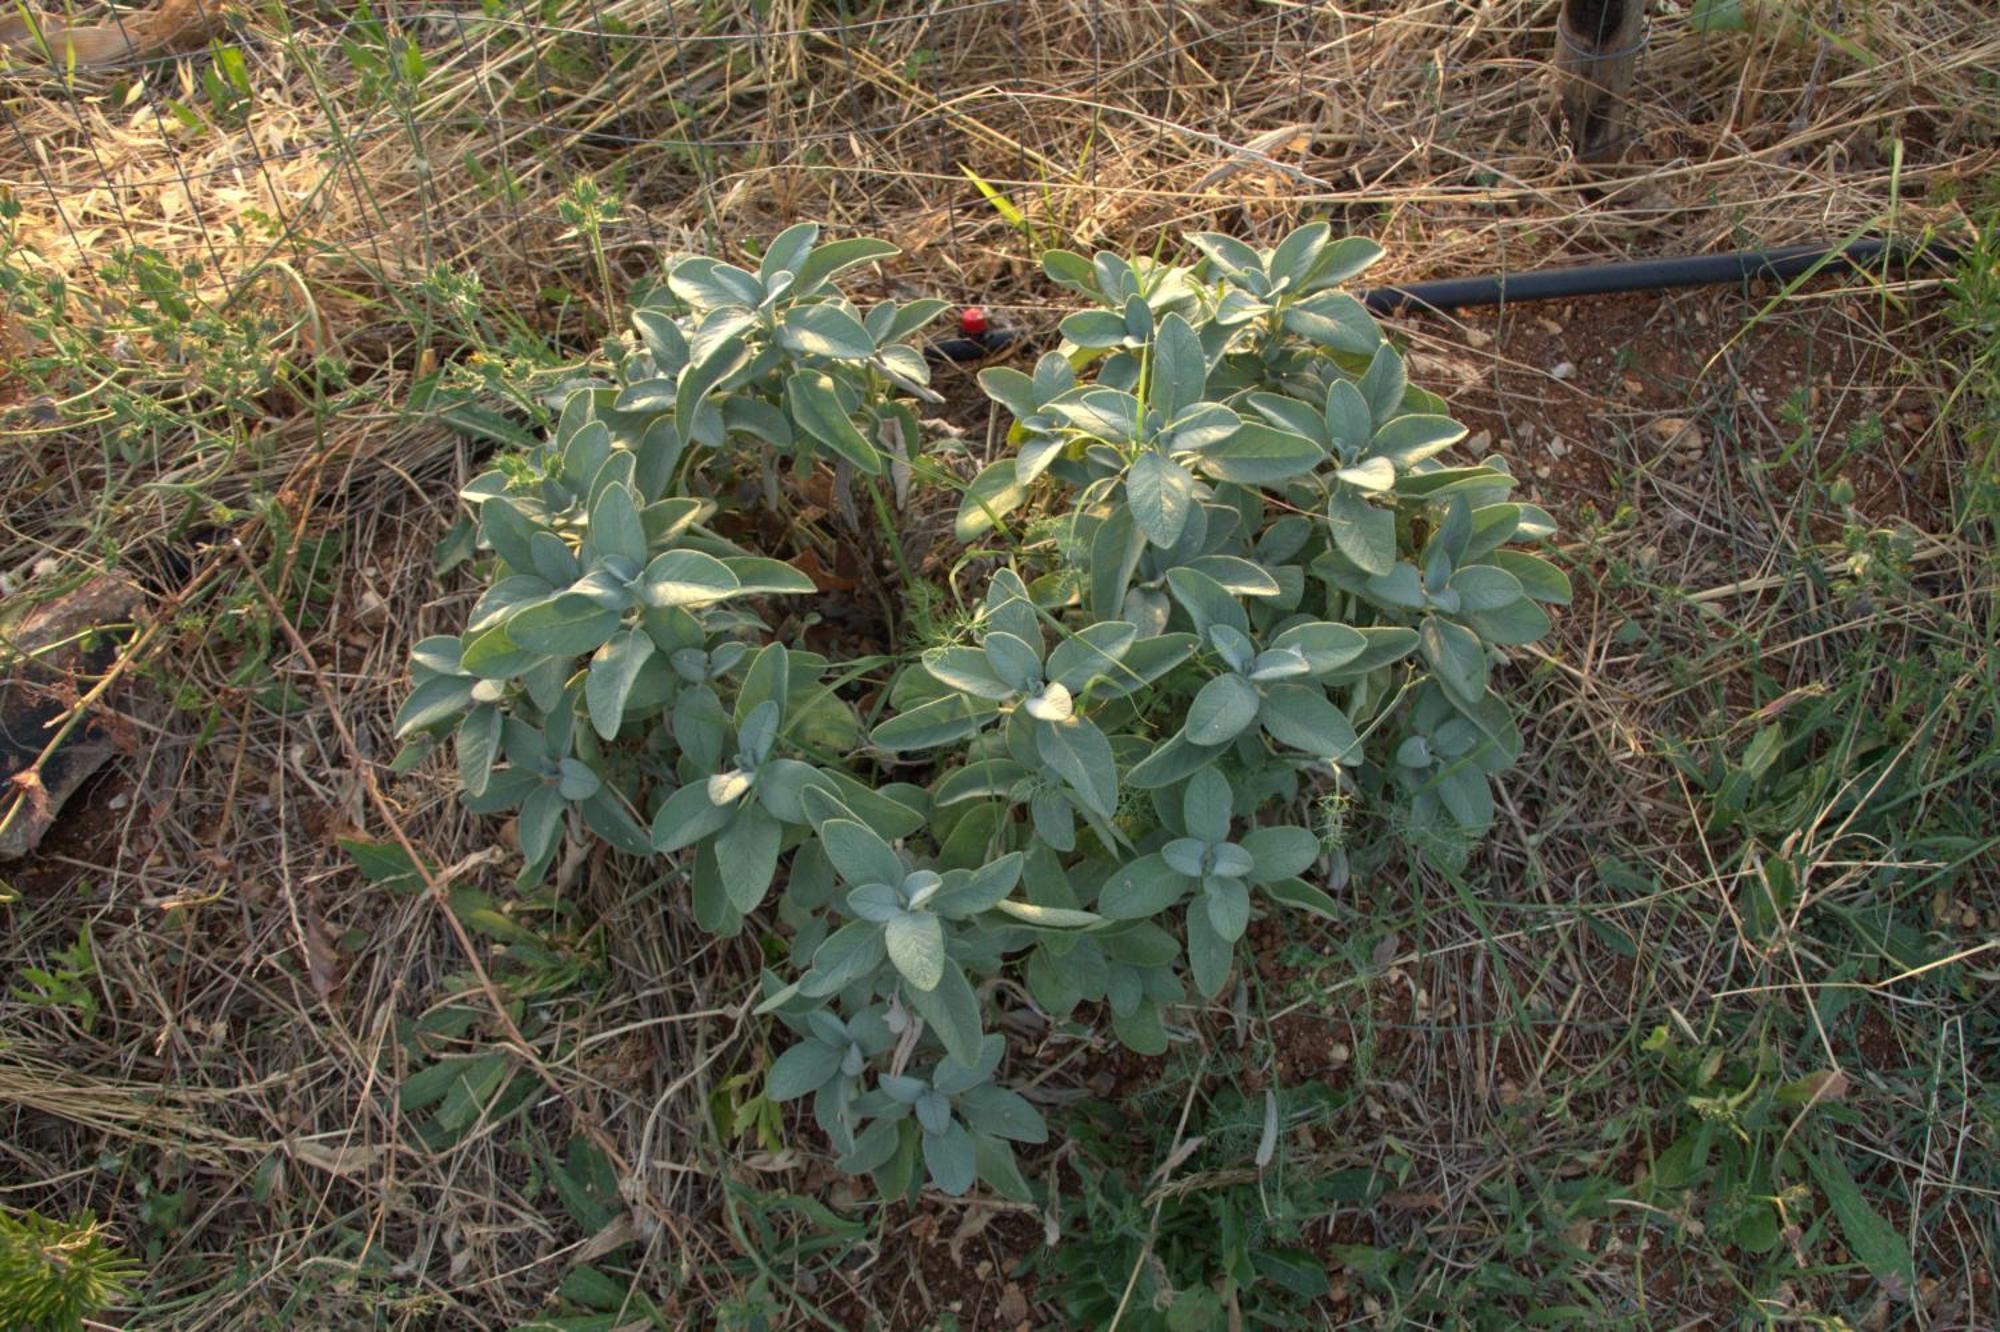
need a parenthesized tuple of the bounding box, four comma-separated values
(1556, 0, 1646, 162)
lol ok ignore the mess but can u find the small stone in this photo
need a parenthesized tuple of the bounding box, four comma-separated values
(1549, 360, 1576, 381)
(1463, 326, 1492, 349)
(1650, 417, 1703, 452)
(1546, 436, 1570, 458)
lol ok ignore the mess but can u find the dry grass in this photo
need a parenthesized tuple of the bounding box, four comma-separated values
(1, 1, 1996, 1327)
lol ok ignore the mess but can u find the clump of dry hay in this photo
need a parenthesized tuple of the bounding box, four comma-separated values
(0, 1, 1994, 1326)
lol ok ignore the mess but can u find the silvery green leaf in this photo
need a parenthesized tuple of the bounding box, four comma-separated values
(978, 365, 1039, 418)
(1301, 234, 1386, 290)
(667, 257, 764, 310)
(505, 594, 619, 657)
(1090, 504, 1146, 619)
(1327, 487, 1397, 577)
(1182, 767, 1232, 843)
(1335, 456, 1397, 492)
(1358, 343, 1409, 424)
(933, 758, 1031, 806)
(1240, 825, 1319, 882)
(456, 704, 502, 797)
(1373, 414, 1469, 468)
(1281, 291, 1380, 355)
(1191, 421, 1323, 484)
(1050, 387, 1141, 443)
(1420, 616, 1489, 706)
(791, 237, 898, 296)
(924, 646, 1015, 700)
(1125, 730, 1226, 789)
(675, 333, 749, 444)
(1248, 647, 1310, 681)
(1324, 377, 1375, 460)
(784, 370, 882, 473)
(518, 783, 565, 866)
(1258, 683, 1360, 762)
(1122, 292, 1154, 341)
(1059, 307, 1131, 349)
(1265, 876, 1340, 917)
(1205, 873, 1251, 938)
(1363, 563, 1425, 610)
(612, 377, 675, 414)
(819, 817, 904, 890)
(1185, 906, 1232, 998)
(716, 804, 781, 914)
(767, 1039, 843, 1102)
(1486, 549, 1572, 604)
(1182, 555, 1280, 598)
(870, 694, 1001, 751)
(1097, 853, 1189, 919)
(527, 535, 579, 594)
(993, 899, 1100, 929)
(1014, 431, 1067, 486)
(1162, 837, 1208, 878)
(1149, 312, 1207, 419)
(706, 768, 752, 809)
(1030, 787, 1076, 851)
(586, 628, 654, 740)
(1164, 566, 1250, 638)
(736, 698, 782, 766)
(1465, 597, 1553, 646)
(756, 757, 827, 824)
(904, 959, 983, 1064)
(1246, 392, 1330, 448)
(1161, 402, 1241, 454)
(566, 568, 634, 611)
(459, 625, 537, 680)
(758, 220, 820, 284)
(1046, 620, 1139, 694)
(1188, 231, 1265, 286)
(982, 631, 1045, 692)
(1113, 1000, 1169, 1055)
(1128, 448, 1184, 548)
(1186, 673, 1260, 745)
(958, 1085, 1049, 1144)
(1023, 681, 1074, 721)
(922, 1119, 977, 1196)
(885, 912, 946, 992)
(931, 852, 1024, 919)
(556, 757, 601, 802)
(982, 569, 1044, 650)
(1449, 564, 1525, 612)
(636, 549, 741, 608)
(1035, 715, 1119, 818)
(396, 674, 477, 736)
(631, 309, 690, 372)
(1435, 762, 1495, 831)
(780, 303, 877, 359)
(836, 1117, 903, 1175)
(1207, 843, 1254, 880)
(651, 781, 735, 852)
(915, 1088, 954, 1137)
(846, 881, 902, 923)
(1432, 495, 1474, 568)
(1042, 248, 1098, 295)
(1271, 622, 1367, 676)
(802, 919, 888, 997)
(1394, 464, 1515, 500)
(1396, 735, 1434, 767)
(1267, 221, 1329, 291)
(955, 459, 1032, 541)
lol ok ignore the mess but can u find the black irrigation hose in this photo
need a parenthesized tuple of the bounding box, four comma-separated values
(1358, 236, 1964, 316)
(925, 237, 1965, 363)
